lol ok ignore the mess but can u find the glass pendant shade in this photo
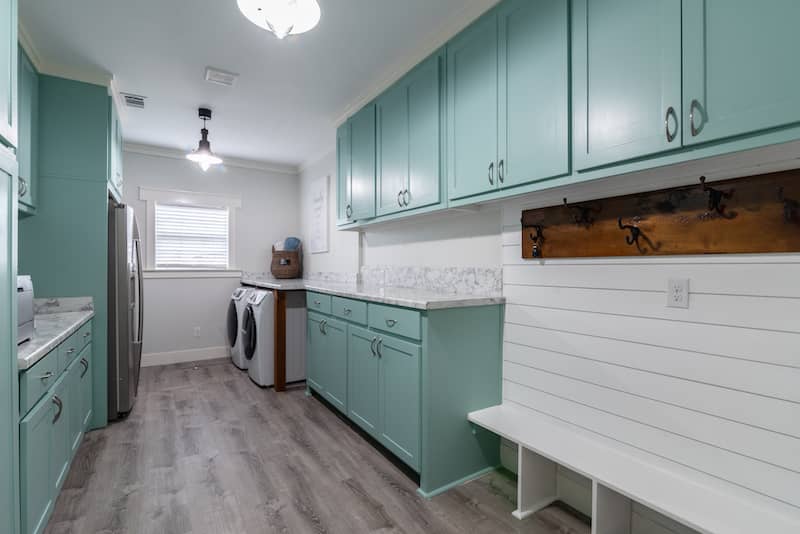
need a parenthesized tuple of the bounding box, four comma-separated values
(237, 0, 321, 39)
(186, 128, 223, 172)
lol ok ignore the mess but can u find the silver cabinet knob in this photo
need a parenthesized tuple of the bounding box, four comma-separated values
(385, 319, 397, 328)
(38, 371, 54, 382)
(18, 176, 28, 198)
(346, 204, 353, 219)
(343, 308, 352, 315)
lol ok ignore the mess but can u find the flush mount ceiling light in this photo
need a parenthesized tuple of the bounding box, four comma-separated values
(237, 0, 321, 39)
(186, 108, 223, 172)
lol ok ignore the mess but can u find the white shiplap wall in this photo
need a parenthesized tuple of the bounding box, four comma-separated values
(499, 196, 800, 518)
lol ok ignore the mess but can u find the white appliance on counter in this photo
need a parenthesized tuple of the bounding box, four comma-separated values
(108, 202, 144, 420)
(17, 275, 34, 345)
(227, 286, 253, 370)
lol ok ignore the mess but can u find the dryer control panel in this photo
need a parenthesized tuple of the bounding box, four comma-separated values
(247, 290, 270, 306)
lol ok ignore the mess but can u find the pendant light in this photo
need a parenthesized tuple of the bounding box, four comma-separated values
(186, 108, 223, 172)
(237, 0, 321, 39)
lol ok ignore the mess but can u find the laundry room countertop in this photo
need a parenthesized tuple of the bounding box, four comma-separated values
(17, 310, 95, 371)
(241, 274, 505, 311)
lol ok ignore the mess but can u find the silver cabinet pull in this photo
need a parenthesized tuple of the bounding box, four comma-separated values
(18, 176, 28, 198)
(52, 395, 63, 424)
(320, 320, 327, 335)
(689, 99, 704, 137)
(498, 160, 504, 183)
(313, 300, 321, 306)
(385, 319, 397, 328)
(346, 204, 353, 219)
(83, 332, 91, 339)
(397, 190, 403, 207)
(318, 320, 324, 334)
(65, 348, 76, 355)
(665, 106, 678, 143)
(343, 308, 352, 315)
(38, 371, 54, 382)
(376, 338, 383, 358)
(370, 337, 377, 356)
(80, 357, 89, 378)
(403, 189, 410, 206)
(488, 162, 494, 185)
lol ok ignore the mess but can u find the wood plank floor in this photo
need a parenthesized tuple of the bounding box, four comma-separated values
(45, 358, 588, 534)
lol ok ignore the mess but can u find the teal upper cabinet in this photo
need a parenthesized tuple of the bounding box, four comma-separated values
(376, 51, 442, 216)
(0, 0, 17, 150)
(682, 0, 800, 145)
(336, 122, 353, 224)
(498, 0, 569, 188)
(18, 47, 38, 212)
(573, 0, 681, 170)
(447, 13, 498, 201)
(349, 103, 376, 221)
(449, 1, 569, 200)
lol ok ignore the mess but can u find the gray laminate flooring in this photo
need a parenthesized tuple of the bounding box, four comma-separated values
(45, 358, 588, 534)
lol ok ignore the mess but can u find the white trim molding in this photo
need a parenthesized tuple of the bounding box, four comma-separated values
(125, 142, 300, 176)
(141, 346, 229, 368)
(143, 270, 242, 280)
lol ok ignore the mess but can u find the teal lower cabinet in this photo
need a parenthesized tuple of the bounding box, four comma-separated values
(18, 320, 93, 534)
(306, 293, 503, 497)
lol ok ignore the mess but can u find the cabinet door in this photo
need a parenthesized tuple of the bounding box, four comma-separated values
(376, 84, 408, 217)
(347, 326, 379, 437)
(377, 335, 421, 471)
(407, 52, 442, 210)
(18, 47, 37, 209)
(20, 396, 54, 534)
(80, 347, 93, 429)
(67, 357, 83, 454)
(320, 317, 347, 413)
(306, 312, 326, 393)
(349, 104, 376, 221)
(336, 122, 352, 224)
(683, 0, 800, 145)
(447, 12, 498, 201)
(50, 378, 69, 493)
(0, 0, 17, 149)
(498, 0, 569, 188)
(573, 0, 681, 170)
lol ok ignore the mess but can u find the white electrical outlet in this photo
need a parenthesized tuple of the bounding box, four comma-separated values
(193, 327, 201, 337)
(667, 278, 689, 308)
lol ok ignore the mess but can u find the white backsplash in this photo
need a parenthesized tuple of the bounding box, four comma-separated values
(360, 265, 502, 295)
(34, 297, 94, 315)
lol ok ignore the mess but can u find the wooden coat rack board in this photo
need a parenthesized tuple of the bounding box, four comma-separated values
(521, 170, 800, 259)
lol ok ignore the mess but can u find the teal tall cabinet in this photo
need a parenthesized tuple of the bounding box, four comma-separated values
(0, 0, 17, 150)
(448, 0, 569, 201)
(19, 75, 114, 430)
(17, 48, 37, 214)
(682, 0, 800, 145)
(572, 0, 682, 170)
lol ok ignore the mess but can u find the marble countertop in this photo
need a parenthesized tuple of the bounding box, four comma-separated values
(17, 311, 95, 371)
(241, 276, 505, 310)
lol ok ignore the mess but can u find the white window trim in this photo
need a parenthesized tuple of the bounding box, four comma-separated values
(139, 187, 242, 271)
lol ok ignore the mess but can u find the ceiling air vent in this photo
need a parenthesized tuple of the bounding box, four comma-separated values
(121, 93, 146, 109)
(205, 67, 239, 87)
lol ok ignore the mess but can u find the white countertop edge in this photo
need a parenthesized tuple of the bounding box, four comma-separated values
(17, 311, 95, 371)
(241, 277, 505, 311)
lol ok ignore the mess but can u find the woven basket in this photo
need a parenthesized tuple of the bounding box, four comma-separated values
(271, 246, 302, 279)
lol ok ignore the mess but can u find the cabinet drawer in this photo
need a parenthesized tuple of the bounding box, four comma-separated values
(58, 321, 92, 371)
(306, 292, 332, 314)
(20, 348, 59, 417)
(331, 296, 367, 325)
(368, 303, 421, 341)
(76, 321, 92, 350)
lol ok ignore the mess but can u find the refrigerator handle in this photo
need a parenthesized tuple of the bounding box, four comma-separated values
(134, 238, 144, 345)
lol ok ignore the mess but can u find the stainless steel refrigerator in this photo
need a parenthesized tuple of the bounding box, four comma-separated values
(108, 202, 144, 420)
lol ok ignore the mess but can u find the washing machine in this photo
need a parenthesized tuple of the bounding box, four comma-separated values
(242, 289, 306, 387)
(226, 286, 252, 370)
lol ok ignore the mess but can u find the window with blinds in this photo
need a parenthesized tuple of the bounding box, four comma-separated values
(154, 203, 230, 269)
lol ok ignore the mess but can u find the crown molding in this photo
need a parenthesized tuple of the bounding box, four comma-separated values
(332, 0, 501, 127)
(123, 142, 300, 176)
(18, 22, 44, 71)
(298, 145, 336, 176)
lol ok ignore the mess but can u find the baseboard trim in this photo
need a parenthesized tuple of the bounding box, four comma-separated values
(141, 346, 229, 367)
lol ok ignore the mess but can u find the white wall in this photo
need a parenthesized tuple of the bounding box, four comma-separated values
(123, 150, 301, 360)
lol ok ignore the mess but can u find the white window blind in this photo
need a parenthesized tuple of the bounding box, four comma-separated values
(154, 203, 230, 269)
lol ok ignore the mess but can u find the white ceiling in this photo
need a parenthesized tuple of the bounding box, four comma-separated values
(21, 0, 497, 169)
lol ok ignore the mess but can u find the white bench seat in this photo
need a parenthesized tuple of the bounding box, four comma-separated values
(468, 403, 800, 534)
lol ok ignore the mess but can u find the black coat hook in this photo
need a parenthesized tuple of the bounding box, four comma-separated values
(563, 198, 601, 228)
(529, 225, 545, 258)
(778, 187, 799, 223)
(617, 218, 660, 255)
(699, 176, 736, 219)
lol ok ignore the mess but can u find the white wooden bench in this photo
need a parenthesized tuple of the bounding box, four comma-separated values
(468, 403, 800, 534)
